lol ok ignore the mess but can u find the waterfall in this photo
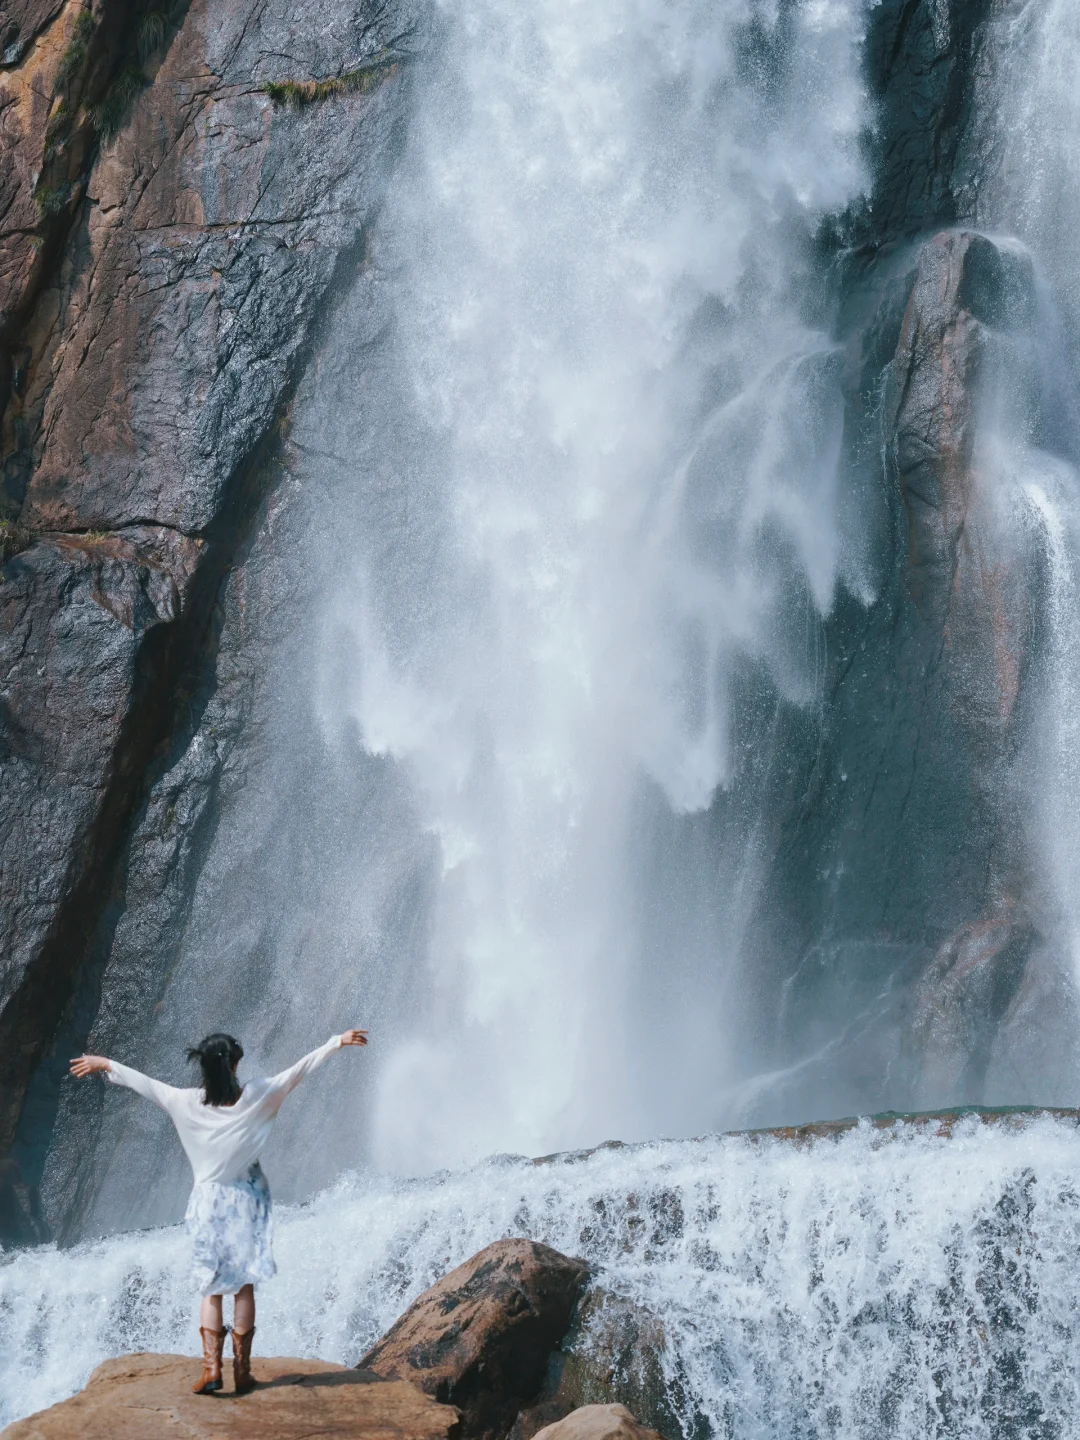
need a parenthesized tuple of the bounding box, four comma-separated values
(969, 0, 1080, 1093)
(6, 1118, 1080, 1434)
(14, 0, 1080, 1430)
(58, 0, 873, 1234)
(320, 0, 869, 1172)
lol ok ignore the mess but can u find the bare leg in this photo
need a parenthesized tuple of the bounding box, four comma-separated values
(200, 1294, 224, 1330)
(234, 1284, 255, 1332)
(232, 1285, 256, 1393)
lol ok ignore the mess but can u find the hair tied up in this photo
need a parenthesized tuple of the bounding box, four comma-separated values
(187, 1032, 244, 1107)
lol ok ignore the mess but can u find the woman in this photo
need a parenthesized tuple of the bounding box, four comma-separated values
(70, 1026, 368, 1395)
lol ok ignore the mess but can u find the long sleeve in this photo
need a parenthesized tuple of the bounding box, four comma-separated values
(106, 1060, 183, 1112)
(261, 1035, 343, 1108)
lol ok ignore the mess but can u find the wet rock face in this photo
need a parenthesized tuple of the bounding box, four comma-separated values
(0, 0, 417, 1239)
(0, 1354, 461, 1440)
(511, 1290, 680, 1440)
(0, 526, 202, 1224)
(361, 1240, 591, 1440)
(733, 222, 1047, 1122)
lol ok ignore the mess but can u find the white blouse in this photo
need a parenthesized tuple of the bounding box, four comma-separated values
(106, 1034, 345, 1186)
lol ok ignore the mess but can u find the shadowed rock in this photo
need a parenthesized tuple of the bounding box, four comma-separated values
(360, 1239, 591, 1440)
(511, 1289, 681, 1440)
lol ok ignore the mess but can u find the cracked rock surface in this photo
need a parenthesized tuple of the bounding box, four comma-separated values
(0, 0, 417, 1240)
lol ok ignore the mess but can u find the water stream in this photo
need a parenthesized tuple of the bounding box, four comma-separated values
(5, 1118, 1080, 1435)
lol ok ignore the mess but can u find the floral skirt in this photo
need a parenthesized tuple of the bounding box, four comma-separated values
(185, 1162, 278, 1297)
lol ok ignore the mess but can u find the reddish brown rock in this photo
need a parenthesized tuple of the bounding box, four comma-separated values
(0, 1353, 461, 1440)
(0, 0, 414, 1240)
(360, 1240, 590, 1440)
(21, 0, 411, 535)
(1, 0, 143, 416)
(532, 1404, 664, 1440)
(886, 229, 1037, 742)
(911, 911, 1037, 1106)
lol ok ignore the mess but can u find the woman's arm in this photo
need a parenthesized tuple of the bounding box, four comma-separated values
(261, 1029, 368, 1108)
(70, 1053, 181, 1111)
(70, 1055, 111, 1078)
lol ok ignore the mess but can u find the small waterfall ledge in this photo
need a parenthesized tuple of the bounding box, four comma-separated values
(4, 1108, 1080, 1434)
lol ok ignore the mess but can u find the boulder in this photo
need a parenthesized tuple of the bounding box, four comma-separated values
(360, 1239, 590, 1440)
(0, 1353, 460, 1440)
(532, 1404, 665, 1440)
(511, 1290, 680, 1440)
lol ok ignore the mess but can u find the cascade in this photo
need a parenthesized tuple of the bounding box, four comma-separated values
(64, 0, 870, 1229)
(6, 0, 1080, 1433)
(5, 1119, 1080, 1434)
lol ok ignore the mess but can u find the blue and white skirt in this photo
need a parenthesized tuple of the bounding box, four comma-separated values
(185, 1162, 278, 1297)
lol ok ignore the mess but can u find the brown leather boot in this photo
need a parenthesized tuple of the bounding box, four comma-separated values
(193, 1326, 226, 1394)
(232, 1325, 255, 1394)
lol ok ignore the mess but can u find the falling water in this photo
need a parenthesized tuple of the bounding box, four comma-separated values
(40, 0, 872, 1243)
(326, 0, 870, 1172)
(972, 0, 1080, 1075)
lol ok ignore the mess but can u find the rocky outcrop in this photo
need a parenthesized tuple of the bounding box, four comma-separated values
(1, 0, 147, 412)
(0, 1354, 461, 1440)
(361, 1240, 591, 1440)
(531, 1406, 664, 1440)
(0, 0, 417, 1240)
(729, 221, 1047, 1123)
(0, 526, 204, 1229)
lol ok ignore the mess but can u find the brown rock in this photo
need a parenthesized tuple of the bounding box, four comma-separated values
(360, 1239, 590, 1440)
(0, 0, 412, 1240)
(1, 1353, 461, 1440)
(911, 911, 1037, 1106)
(532, 1404, 664, 1440)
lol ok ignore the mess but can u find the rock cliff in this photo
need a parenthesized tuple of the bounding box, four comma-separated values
(0, 0, 417, 1239)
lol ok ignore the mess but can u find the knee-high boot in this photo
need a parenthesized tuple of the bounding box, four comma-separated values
(232, 1325, 256, 1394)
(193, 1326, 227, 1394)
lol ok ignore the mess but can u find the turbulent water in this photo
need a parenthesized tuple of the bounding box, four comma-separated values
(6, 1118, 1080, 1434)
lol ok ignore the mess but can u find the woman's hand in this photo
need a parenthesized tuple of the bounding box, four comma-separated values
(341, 1029, 369, 1047)
(70, 1055, 111, 1079)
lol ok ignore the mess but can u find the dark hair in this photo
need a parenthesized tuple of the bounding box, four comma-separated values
(187, 1033, 243, 1106)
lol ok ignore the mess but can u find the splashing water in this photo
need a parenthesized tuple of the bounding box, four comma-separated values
(6, 1118, 1080, 1434)
(323, 0, 870, 1173)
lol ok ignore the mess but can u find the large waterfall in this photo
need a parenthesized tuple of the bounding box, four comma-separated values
(7, 0, 1080, 1431)
(339, 0, 867, 1170)
(50, 0, 873, 1233)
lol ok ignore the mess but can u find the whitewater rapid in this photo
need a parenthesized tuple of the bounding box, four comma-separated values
(5, 1115, 1080, 1435)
